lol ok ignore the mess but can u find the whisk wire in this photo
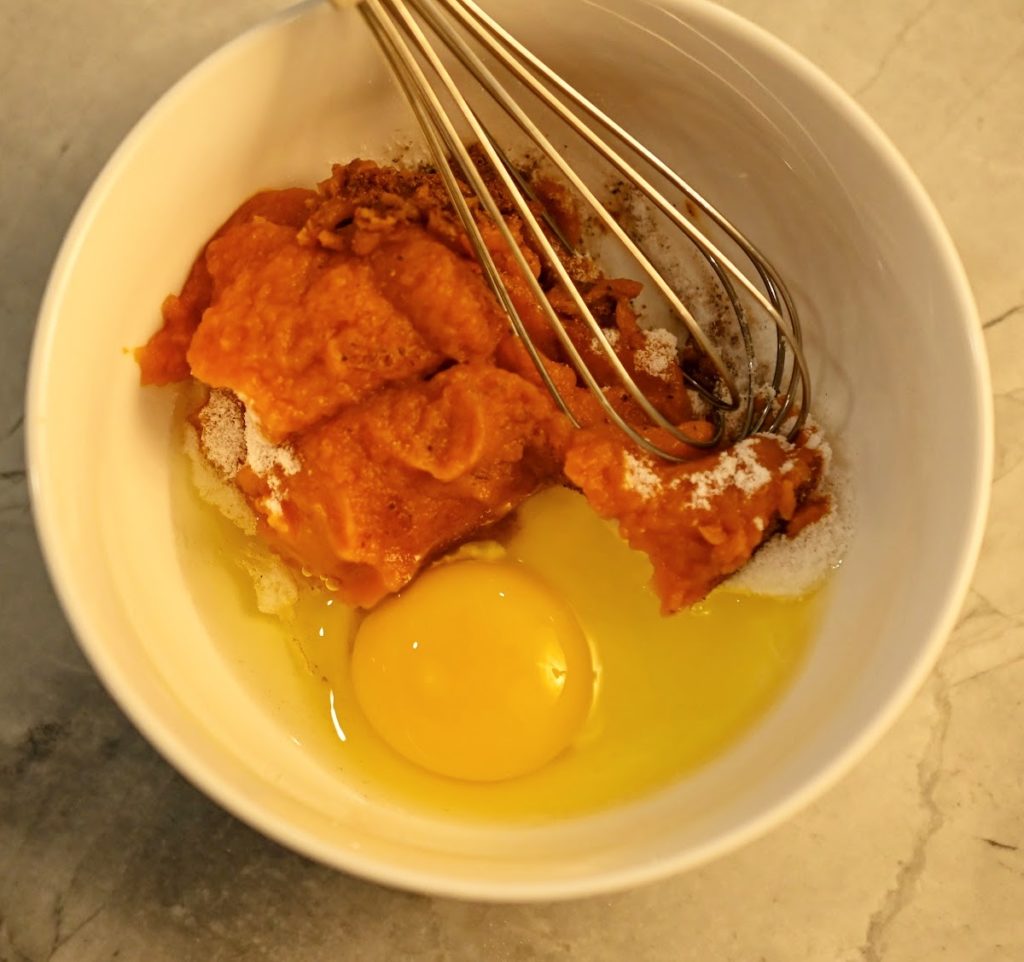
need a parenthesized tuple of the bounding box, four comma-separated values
(431, 0, 811, 438)
(364, 0, 725, 458)
(404, 0, 743, 420)
(358, 0, 578, 425)
(405, 0, 745, 409)
(334, 0, 812, 452)
(419, 0, 812, 436)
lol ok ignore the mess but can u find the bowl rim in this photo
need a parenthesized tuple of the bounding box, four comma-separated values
(26, 0, 993, 901)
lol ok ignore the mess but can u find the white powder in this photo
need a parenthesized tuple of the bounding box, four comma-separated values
(590, 328, 621, 354)
(623, 452, 662, 499)
(683, 437, 773, 510)
(687, 388, 711, 418)
(801, 416, 833, 473)
(183, 422, 257, 536)
(634, 327, 678, 379)
(196, 389, 301, 520)
(237, 542, 299, 616)
(566, 253, 600, 283)
(198, 389, 245, 478)
(183, 417, 298, 615)
(726, 460, 853, 598)
(238, 406, 300, 518)
(244, 408, 301, 478)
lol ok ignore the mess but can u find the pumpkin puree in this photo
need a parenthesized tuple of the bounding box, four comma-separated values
(138, 159, 825, 611)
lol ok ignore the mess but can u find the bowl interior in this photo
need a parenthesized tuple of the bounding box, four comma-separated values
(28, 0, 989, 899)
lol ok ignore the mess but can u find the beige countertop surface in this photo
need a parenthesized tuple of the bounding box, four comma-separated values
(2, 0, 1022, 959)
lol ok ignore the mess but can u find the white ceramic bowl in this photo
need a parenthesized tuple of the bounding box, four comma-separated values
(27, 0, 991, 900)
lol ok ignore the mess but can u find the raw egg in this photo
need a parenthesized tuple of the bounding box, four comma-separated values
(177, 447, 824, 821)
(351, 561, 594, 781)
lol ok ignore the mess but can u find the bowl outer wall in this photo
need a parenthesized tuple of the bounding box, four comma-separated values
(25, 0, 992, 900)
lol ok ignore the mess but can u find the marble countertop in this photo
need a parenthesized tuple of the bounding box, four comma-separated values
(2, 1, 1022, 958)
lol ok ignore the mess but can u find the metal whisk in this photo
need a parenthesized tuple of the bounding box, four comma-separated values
(330, 0, 811, 461)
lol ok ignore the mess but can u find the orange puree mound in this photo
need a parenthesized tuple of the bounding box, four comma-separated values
(190, 221, 438, 440)
(261, 365, 571, 608)
(564, 431, 824, 613)
(136, 188, 315, 385)
(186, 219, 507, 441)
(140, 158, 831, 611)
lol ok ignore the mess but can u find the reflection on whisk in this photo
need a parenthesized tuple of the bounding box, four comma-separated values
(331, 0, 811, 461)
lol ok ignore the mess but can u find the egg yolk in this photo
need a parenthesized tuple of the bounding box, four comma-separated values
(350, 560, 595, 782)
